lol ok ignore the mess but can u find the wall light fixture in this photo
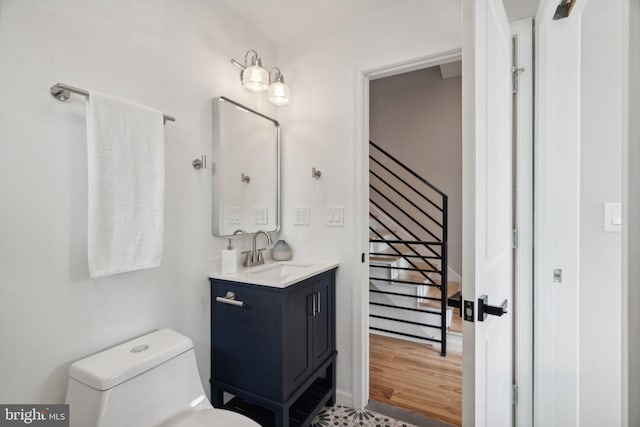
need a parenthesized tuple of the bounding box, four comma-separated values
(231, 49, 268, 92)
(231, 49, 290, 105)
(268, 68, 290, 106)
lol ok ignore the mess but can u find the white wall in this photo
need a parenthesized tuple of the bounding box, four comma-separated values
(0, 0, 276, 403)
(579, 1, 623, 425)
(628, 1, 640, 425)
(534, 14, 582, 426)
(369, 66, 462, 274)
(0, 0, 463, 408)
(535, 0, 624, 425)
(276, 0, 462, 404)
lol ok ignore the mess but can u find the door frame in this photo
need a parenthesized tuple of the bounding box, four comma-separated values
(352, 42, 534, 427)
(511, 18, 534, 427)
(352, 46, 462, 409)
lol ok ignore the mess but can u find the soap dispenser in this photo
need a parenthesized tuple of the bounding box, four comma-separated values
(221, 238, 237, 274)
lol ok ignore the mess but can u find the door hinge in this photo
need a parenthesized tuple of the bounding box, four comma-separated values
(512, 66, 525, 94)
(512, 229, 519, 249)
(362, 252, 365, 263)
(513, 384, 518, 405)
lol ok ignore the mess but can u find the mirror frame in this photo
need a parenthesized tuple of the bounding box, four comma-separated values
(211, 96, 281, 237)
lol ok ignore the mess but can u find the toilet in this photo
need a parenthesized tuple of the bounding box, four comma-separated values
(65, 329, 259, 427)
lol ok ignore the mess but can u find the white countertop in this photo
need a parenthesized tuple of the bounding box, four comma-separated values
(209, 260, 339, 288)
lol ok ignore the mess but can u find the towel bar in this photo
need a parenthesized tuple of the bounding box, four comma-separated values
(50, 82, 176, 123)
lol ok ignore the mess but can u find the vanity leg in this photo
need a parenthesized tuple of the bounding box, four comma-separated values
(211, 384, 224, 408)
(327, 361, 337, 406)
(275, 407, 289, 427)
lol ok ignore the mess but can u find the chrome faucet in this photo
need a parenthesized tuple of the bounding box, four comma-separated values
(243, 230, 272, 267)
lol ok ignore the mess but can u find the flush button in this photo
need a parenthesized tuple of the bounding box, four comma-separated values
(131, 344, 149, 353)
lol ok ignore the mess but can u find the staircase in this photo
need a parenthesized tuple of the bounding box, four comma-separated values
(369, 140, 456, 356)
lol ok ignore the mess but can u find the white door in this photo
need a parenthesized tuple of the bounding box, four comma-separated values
(462, 0, 513, 426)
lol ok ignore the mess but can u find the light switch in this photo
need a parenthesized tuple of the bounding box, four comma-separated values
(294, 206, 311, 226)
(254, 207, 268, 224)
(603, 202, 622, 232)
(612, 212, 622, 226)
(228, 207, 242, 224)
(326, 206, 344, 227)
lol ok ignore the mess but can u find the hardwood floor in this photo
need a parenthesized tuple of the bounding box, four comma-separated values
(369, 334, 462, 426)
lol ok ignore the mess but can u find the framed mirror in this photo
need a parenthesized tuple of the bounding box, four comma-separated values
(211, 97, 280, 237)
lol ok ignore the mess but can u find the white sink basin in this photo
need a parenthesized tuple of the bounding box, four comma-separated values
(247, 262, 313, 281)
(210, 260, 338, 288)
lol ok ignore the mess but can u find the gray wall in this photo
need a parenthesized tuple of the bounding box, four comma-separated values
(369, 66, 462, 274)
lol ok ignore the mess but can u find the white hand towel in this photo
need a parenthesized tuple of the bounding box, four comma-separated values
(86, 91, 165, 278)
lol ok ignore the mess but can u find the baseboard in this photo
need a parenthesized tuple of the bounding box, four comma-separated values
(447, 266, 462, 283)
(335, 389, 353, 407)
(367, 400, 452, 427)
(435, 331, 462, 353)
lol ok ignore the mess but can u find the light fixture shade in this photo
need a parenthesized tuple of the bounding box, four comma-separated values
(242, 65, 268, 92)
(268, 81, 291, 105)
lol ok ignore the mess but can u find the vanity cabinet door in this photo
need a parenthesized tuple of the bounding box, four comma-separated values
(211, 281, 284, 400)
(311, 276, 335, 367)
(282, 282, 314, 398)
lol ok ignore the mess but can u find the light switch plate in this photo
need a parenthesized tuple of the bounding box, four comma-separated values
(603, 202, 622, 232)
(294, 206, 311, 226)
(228, 207, 242, 224)
(326, 206, 344, 227)
(254, 207, 268, 224)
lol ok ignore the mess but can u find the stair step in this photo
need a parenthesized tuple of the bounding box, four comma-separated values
(369, 251, 443, 285)
(369, 247, 442, 266)
(369, 255, 411, 281)
(369, 254, 401, 263)
(369, 247, 399, 257)
(395, 270, 432, 283)
(417, 281, 461, 309)
(369, 232, 398, 253)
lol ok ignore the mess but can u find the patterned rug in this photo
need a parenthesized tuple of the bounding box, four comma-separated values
(311, 405, 417, 427)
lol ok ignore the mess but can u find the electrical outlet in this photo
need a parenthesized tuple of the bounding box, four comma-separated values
(294, 206, 311, 226)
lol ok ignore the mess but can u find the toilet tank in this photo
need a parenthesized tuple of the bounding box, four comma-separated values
(66, 329, 211, 427)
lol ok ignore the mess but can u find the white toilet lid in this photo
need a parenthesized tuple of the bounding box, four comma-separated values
(176, 409, 260, 427)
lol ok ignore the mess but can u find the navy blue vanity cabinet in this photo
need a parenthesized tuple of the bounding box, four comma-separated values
(311, 277, 334, 366)
(210, 268, 337, 427)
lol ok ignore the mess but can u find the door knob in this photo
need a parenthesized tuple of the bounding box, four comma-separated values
(477, 295, 508, 321)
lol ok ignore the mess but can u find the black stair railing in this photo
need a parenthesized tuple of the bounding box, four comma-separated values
(369, 140, 449, 356)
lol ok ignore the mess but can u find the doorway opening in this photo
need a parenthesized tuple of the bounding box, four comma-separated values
(355, 18, 532, 427)
(367, 60, 464, 426)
